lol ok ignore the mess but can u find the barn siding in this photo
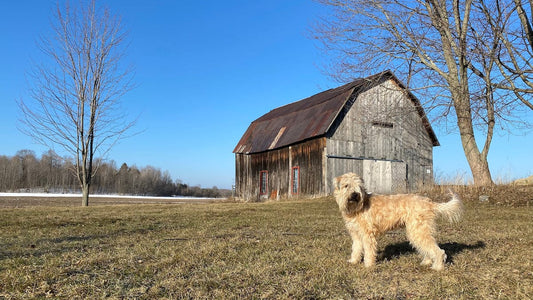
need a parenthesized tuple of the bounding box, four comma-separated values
(326, 79, 434, 193)
(235, 138, 326, 201)
(289, 138, 326, 196)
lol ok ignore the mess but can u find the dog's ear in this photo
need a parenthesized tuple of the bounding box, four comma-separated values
(353, 177, 367, 204)
(333, 176, 341, 191)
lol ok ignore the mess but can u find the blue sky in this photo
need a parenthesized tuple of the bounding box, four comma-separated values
(1, 1, 532, 189)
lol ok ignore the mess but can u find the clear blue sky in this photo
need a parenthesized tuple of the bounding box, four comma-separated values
(1, 1, 532, 189)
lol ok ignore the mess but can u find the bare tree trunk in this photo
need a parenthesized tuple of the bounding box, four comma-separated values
(455, 103, 493, 185)
(82, 182, 90, 207)
(80, 152, 91, 206)
(451, 83, 493, 185)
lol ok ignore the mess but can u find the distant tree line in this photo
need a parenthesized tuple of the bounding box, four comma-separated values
(0, 150, 229, 198)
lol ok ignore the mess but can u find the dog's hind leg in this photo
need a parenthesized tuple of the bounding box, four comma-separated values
(406, 221, 446, 271)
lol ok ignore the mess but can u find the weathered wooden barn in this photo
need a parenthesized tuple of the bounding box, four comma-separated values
(233, 70, 439, 201)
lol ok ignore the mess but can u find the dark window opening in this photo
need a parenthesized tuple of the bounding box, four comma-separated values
(372, 121, 394, 128)
(259, 171, 268, 195)
(291, 166, 299, 195)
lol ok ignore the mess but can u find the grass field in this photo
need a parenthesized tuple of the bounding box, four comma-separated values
(0, 189, 532, 299)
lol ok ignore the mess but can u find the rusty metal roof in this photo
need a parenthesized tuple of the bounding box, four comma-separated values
(234, 71, 439, 154)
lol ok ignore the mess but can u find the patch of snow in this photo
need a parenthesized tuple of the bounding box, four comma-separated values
(0, 192, 218, 200)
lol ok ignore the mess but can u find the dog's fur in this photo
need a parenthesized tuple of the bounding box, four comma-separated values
(333, 172, 463, 271)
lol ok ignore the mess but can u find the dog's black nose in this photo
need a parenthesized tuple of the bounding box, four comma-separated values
(348, 193, 360, 203)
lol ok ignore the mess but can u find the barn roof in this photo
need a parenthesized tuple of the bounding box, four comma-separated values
(233, 70, 439, 154)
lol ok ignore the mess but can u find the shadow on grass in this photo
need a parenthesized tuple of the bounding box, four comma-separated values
(379, 240, 486, 263)
(0, 226, 161, 261)
(441, 241, 486, 263)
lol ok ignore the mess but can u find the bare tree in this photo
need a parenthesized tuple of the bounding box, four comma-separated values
(476, 0, 533, 110)
(314, 0, 533, 186)
(19, 0, 135, 206)
(15, 150, 38, 190)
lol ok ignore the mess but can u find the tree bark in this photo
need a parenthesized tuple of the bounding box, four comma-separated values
(82, 183, 90, 207)
(450, 80, 494, 185)
(456, 107, 493, 185)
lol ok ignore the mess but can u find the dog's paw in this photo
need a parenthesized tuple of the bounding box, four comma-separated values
(347, 258, 359, 264)
(363, 261, 376, 268)
(420, 257, 432, 266)
(431, 263, 445, 271)
(430, 252, 447, 271)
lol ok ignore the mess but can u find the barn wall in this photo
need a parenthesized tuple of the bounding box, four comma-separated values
(289, 138, 326, 196)
(235, 153, 253, 200)
(235, 138, 326, 201)
(326, 79, 434, 193)
(325, 156, 364, 194)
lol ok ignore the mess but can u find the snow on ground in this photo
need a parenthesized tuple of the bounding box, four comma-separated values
(0, 193, 217, 200)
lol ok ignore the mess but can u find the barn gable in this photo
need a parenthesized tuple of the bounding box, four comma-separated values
(233, 70, 438, 155)
(234, 70, 439, 201)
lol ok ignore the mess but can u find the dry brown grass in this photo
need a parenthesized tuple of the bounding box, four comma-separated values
(0, 188, 532, 299)
(420, 183, 533, 207)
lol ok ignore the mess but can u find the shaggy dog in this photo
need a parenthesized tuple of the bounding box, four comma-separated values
(333, 172, 463, 271)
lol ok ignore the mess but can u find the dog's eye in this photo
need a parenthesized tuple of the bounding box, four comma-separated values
(344, 184, 349, 188)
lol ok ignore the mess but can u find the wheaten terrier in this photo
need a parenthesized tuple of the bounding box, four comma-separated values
(333, 172, 463, 271)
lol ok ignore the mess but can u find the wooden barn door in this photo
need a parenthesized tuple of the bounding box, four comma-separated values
(390, 161, 407, 193)
(363, 160, 406, 194)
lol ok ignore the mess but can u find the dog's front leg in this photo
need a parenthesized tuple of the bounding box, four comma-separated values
(348, 231, 363, 264)
(362, 234, 377, 268)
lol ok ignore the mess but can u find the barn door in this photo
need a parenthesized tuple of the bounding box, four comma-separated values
(363, 160, 406, 194)
(390, 161, 407, 193)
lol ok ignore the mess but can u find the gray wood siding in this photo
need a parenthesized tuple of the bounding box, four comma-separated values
(326, 79, 434, 193)
(235, 139, 325, 201)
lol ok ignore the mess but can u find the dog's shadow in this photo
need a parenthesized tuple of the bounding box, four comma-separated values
(379, 240, 485, 263)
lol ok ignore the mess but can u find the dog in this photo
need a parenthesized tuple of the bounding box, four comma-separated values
(333, 172, 463, 271)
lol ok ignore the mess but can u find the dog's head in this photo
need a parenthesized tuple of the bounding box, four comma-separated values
(333, 172, 367, 215)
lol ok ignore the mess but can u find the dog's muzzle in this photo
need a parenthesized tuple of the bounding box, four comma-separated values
(348, 192, 360, 203)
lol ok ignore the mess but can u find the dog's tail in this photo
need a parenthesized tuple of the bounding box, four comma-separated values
(434, 191, 463, 223)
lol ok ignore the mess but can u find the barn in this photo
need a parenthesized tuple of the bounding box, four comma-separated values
(233, 70, 439, 201)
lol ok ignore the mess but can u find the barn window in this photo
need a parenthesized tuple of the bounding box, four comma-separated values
(259, 171, 268, 195)
(372, 121, 394, 128)
(291, 166, 300, 195)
